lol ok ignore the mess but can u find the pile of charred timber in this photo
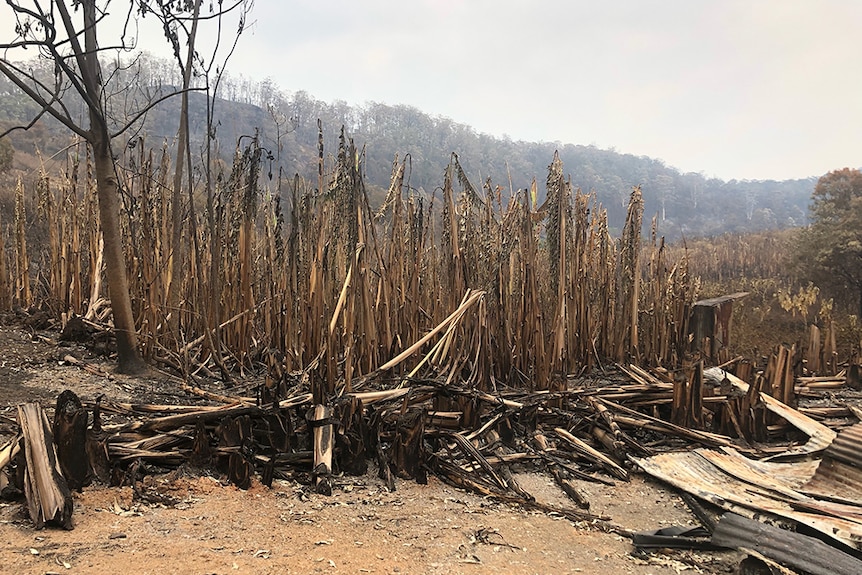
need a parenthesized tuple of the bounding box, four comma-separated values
(0, 351, 855, 515)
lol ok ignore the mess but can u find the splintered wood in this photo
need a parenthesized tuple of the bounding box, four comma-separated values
(2, 353, 858, 541)
(17, 402, 74, 529)
(310, 404, 333, 495)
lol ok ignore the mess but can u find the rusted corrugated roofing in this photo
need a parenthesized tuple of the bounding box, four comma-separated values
(710, 446, 820, 489)
(634, 448, 862, 550)
(804, 458, 862, 505)
(698, 447, 817, 494)
(801, 423, 862, 505)
(712, 512, 862, 575)
(824, 422, 862, 468)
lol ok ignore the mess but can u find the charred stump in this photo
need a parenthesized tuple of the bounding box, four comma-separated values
(216, 415, 252, 489)
(190, 419, 213, 468)
(336, 397, 367, 476)
(52, 390, 89, 491)
(390, 409, 427, 484)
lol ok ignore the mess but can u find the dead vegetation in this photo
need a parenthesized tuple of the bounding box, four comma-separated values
(7, 131, 711, 388)
(2, 129, 862, 574)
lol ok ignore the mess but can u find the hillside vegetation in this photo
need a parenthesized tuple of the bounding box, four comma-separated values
(0, 55, 814, 238)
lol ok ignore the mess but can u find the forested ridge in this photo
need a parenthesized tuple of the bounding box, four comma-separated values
(0, 56, 816, 238)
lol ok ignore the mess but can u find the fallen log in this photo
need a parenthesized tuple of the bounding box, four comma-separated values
(87, 400, 228, 416)
(0, 434, 21, 469)
(554, 427, 629, 481)
(487, 431, 532, 501)
(531, 432, 618, 486)
(0, 434, 22, 492)
(540, 450, 617, 486)
(585, 396, 623, 441)
(446, 431, 506, 489)
(549, 464, 590, 509)
(600, 398, 737, 449)
(591, 426, 627, 462)
(104, 403, 261, 434)
(430, 454, 621, 531)
(62, 354, 109, 378)
(347, 388, 410, 405)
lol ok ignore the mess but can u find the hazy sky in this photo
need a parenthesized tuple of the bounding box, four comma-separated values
(5, 1, 862, 181)
(206, 0, 860, 182)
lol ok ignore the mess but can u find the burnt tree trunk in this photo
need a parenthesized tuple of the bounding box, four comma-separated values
(91, 132, 146, 373)
(79, 0, 145, 374)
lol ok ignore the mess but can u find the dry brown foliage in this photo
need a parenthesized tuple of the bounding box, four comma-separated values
(3, 135, 700, 395)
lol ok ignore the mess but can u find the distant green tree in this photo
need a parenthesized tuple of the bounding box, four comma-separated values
(796, 168, 862, 316)
(0, 138, 12, 173)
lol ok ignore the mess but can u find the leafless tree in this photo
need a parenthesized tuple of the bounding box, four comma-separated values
(0, 0, 247, 372)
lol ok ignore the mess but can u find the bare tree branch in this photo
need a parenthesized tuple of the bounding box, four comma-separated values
(0, 58, 78, 119)
(110, 85, 206, 138)
(52, 0, 107, 131)
(0, 59, 90, 139)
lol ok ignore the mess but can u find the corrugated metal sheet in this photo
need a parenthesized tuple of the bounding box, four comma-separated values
(634, 449, 862, 550)
(699, 447, 816, 493)
(694, 292, 750, 307)
(804, 458, 862, 505)
(801, 423, 862, 505)
(712, 512, 862, 575)
(824, 422, 862, 468)
(738, 550, 798, 575)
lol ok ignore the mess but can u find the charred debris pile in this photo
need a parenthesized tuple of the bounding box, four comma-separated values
(3, 345, 862, 574)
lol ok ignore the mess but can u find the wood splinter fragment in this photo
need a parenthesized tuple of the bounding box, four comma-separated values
(310, 405, 334, 495)
(549, 464, 590, 510)
(18, 402, 74, 529)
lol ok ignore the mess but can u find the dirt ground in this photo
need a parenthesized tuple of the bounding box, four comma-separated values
(0, 323, 743, 575)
